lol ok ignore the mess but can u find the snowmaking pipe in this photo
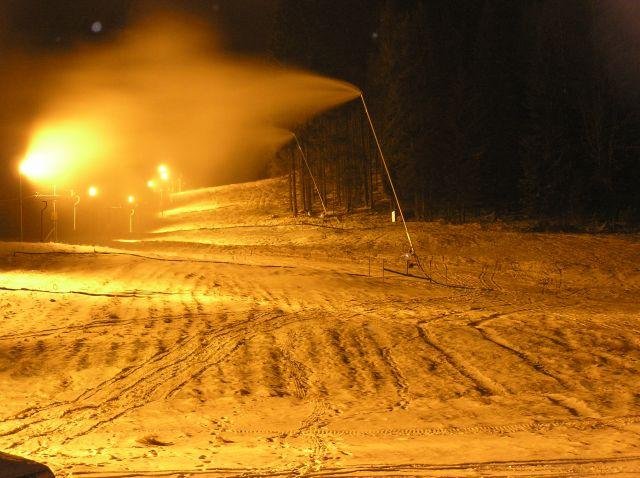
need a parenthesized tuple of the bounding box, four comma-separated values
(359, 92, 415, 253)
(294, 133, 328, 215)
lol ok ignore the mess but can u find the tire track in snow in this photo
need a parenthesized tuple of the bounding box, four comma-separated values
(360, 324, 410, 406)
(0, 308, 303, 450)
(416, 324, 508, 396)
(228, 413, 640, 439)
(469, 319, 568, 388)
(64, 454, 640, 478)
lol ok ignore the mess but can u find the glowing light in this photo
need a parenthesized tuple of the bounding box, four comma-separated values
(91, 21, 103, 33)
(127, 195, 135, 204)
(147, 179, 156, 188)
(158, 164, 170, 181)
(19, 153, 54, 180)
(88, 186, 98, 197)
(20, 121, 106, 184)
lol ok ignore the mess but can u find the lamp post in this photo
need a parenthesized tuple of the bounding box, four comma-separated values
(158, 164, 170, 217)
(88, 186, 98, 243)
(127, 195, 136, 234)
(18, 154, 61, 242)
(51, 184, 58, 242)
(72, 190, 80, 232)
(147, 178, 161, 218)
(39, 200, 48, 242)
(18, 169, 23, 242)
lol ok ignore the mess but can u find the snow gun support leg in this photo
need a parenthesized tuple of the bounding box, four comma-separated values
(359, 92, 415, 254)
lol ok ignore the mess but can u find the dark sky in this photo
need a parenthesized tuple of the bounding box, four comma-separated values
(0, 0, 279, 53)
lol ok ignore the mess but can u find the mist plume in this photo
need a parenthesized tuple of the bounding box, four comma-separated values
(15, 12, 360, 196)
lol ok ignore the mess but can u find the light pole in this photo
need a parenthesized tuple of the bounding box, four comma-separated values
(71, 190, 80, 232)
(18, 155, 60, 243)
(127, 195, 136, 233)
(18, 169, 23, 242)
(51, 184, 58, 242)
(158, 164, 170, 217)
(40, 200, 48, 242)
(88, 186, 98, 243)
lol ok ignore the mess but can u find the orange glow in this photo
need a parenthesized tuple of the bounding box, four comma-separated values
(19, 153, 54, 180)
(88, 186, 98, 197)
(19, 121, 108, 185)
(158, 165, 170, 181)
(12, 13, 359, 196)
(127, 195, 135, 204)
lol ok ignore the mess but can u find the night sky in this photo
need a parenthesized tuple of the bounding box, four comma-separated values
(0, 0, 279, 53)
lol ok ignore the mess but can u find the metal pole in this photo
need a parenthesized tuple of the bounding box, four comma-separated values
(73, 192, 80, 232)
(19, 173, 23, 242)
(129, 208, 135, 233)
(40, 201, 48, 242)
(52, 185, 57, 242)
(360, 93, 414, 253)
(294, 134, 328, 215)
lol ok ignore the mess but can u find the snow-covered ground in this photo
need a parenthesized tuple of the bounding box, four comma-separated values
(1, 177, 639, 477)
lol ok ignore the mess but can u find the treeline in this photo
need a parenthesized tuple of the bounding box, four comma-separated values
(275, 102, 385, 215)
(270, 0, 640, 228)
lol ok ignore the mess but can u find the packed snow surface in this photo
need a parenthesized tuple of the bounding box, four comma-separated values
(1, 177, 639, 476)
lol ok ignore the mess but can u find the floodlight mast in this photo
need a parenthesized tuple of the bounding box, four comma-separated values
(18, 170, 23, 242)
(72, 191, 80, 231)
(51, 185, 58, 242)
(128, 197, 136, 234)
(359, 92, 415, 254)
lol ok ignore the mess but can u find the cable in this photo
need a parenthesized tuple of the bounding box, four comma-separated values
(360, 93, 415, 254)
(293, 134, 328, 215)
(359, 94, 479, 290)
(11, 250, 295, 270)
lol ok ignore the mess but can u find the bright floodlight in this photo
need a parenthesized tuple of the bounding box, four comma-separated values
(127, 195, 135, 204)
(158, 164, 169, 181)
(88, 186, 98, 197)
(19, 153, 55, 181)
(147, 179, 156, 188)
(20, 121, 106, 184)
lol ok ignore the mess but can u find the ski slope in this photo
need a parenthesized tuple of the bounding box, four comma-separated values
(1, 177, 639, 476)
